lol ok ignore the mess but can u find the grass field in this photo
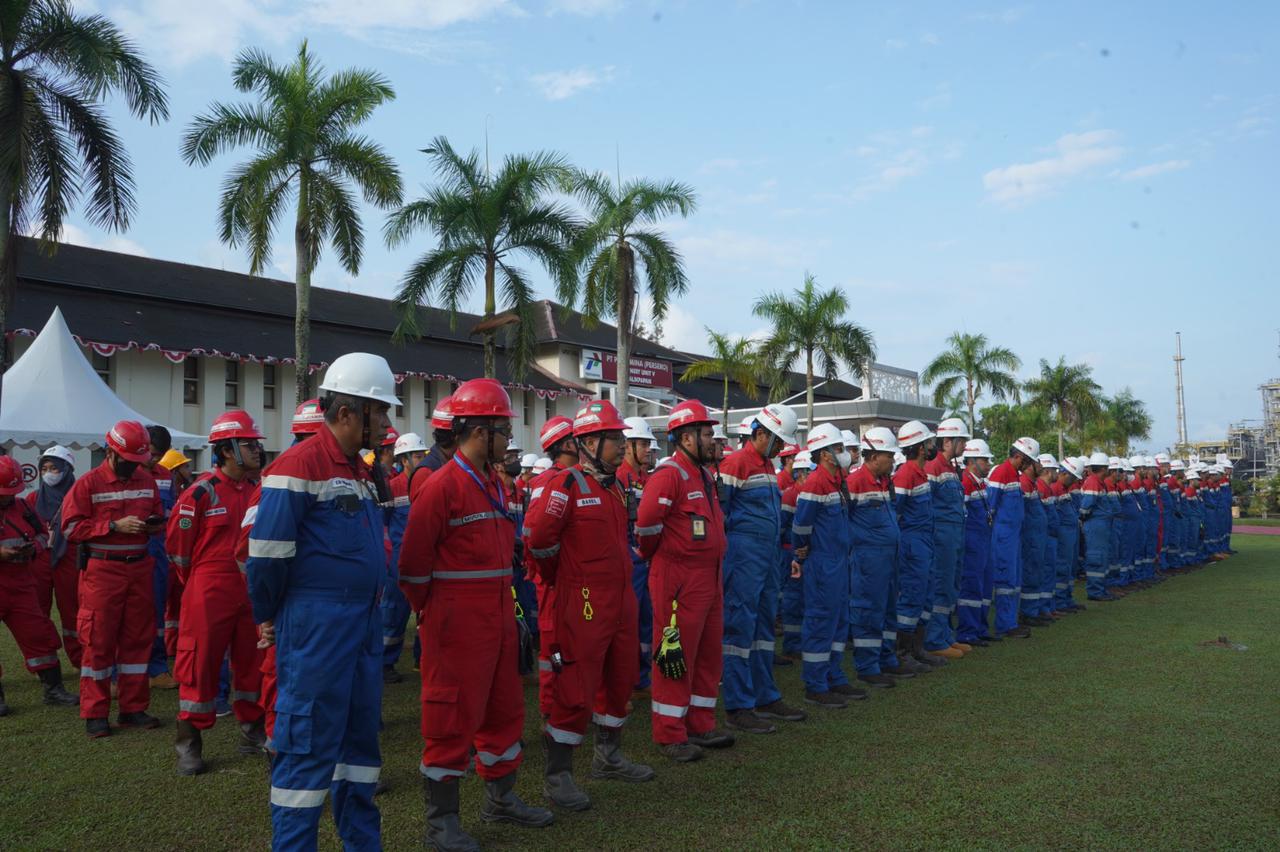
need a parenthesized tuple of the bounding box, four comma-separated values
(2, 537, 1278, 851)
(1238, 516, 1280, 527)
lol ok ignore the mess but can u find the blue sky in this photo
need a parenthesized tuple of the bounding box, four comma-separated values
(58, 0, 1279, 450)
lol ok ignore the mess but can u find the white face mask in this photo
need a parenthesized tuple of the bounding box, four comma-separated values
(42, 471, 65, 487)
(836, 450, 853, 470)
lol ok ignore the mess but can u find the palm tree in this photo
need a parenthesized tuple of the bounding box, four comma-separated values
(1023, 357, 1103, 460)
(679, 327, 764, 424)
(1103, 388, 1152, 456)
(753, 273, 875, 430)
(920, 332, 1021, 432)
(386, 136, 578, 379)
(182, 41, 402, 405)
(562, 172, 695, 415)
(1, 0, 168, 396)
(939, 388, 968, 424)
(979, 401, 1054, 458)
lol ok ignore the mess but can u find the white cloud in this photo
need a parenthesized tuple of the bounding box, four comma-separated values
(884, 38, 907, 51)
(529, 66, 614, 100)
(918, 82, 952, 111)
(547, 0, 623, 14)
(920, 32, 940, 46)
(307, 0, 519, 31)
(983, 129, 1124, 205)
(1115, 159, 1191, 181)
(32, 222, 150, 257)
(697, 157, 765, 174)
(973, 6, 1027, 24)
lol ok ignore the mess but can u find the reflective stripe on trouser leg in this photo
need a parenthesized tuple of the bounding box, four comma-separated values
(750, 540, 784, 705)
(894, 533, 932, 634)
(271, 601, 383, 852)
(380, 578, 411, 667)
(781, 549, 804, 654)
(649, 559, 720, 743)
(1019, 531, 1043, 618)
(801, 550, 848, 692)
(850, 544, 895, 675)
(1083, 519, 1109, 598)
(925, 523, 961, 651)
(720, 534, 775, 712)
(956, 527, 990, 642)
(1038, 538, 1056, 615)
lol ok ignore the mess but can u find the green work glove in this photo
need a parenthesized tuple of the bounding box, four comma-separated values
(655, 603, 686, 680)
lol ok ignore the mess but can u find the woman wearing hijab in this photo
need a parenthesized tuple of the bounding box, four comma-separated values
(24, 446, 82, 668)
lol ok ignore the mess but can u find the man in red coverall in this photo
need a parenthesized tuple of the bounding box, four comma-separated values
(525, 401, 655, 812)
(636, 399, 733, 763)
(399, 378, 553, 850)
(62, 420, 166, 737)
(167, 410, 267, 775)
(0, 456, 79, 715)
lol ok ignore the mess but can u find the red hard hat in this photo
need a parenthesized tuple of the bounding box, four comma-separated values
(430, 396, 455, 431)
(209, 410, 265, 443)
(540, 416, 575, 451)
(450, 379, 514, 419)
(381, 425, 400, 448)
(666, 400, 716, 433)
(572, 400, 628, 438)
(106, 420, 151, 462)
(292, 399, 324, 435)
(779, 443, 801, 459)
(0, 456, 23, 495)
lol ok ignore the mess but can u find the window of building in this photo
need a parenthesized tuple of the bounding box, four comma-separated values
(424, 381, 435, 417)
(225, 360, 240, 407)
(523, 391, 533, 427)
(91, 351, 112, 386)
(183, 358, 200, 405)
(395, 379, 406, 418)
(263, 363, 277, 410)
(545, 397, 555, 422)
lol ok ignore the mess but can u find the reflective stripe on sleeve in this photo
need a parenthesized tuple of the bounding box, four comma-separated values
(249, 539, 296, 559)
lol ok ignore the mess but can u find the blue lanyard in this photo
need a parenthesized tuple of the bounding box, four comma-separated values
(453, 454, 515, 523)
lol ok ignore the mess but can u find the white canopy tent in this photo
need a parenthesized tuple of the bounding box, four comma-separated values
(1, 307, 205, 451)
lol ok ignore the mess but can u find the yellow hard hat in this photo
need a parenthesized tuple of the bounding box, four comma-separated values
(159, 448, 192, 471)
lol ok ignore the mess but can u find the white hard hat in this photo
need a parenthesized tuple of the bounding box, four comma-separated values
(962, 438, 993, 459)
(936, 417, 972, 440)
(862, 426, 900, 454)
(393, 432, 428, 456)
(623, 416, 656, 443)
(1154, 452, 1170, 464)
(792, 450, 814, 471)
(1088, 451, 1110, 467)
(754, 404, 799, 445)
(897, 420, 935, 449)
(1107, 456, 1122, 470)
(40, 445, 76, 468)
(532, 457, 553, 473)
(520, 453, 539, 468)
(1122, 459, 1134, 472)
(1169, 459, 1186, 471)
(1128, 455, 1144, 470)
(319, 352, 399, 406)
(712, 424, 729, 443)
(893, 451, 907, 468)
(840, 429, 858, 447)
(1060, 458, 1081, 479)
(1186, 469, 1200, 481)
(806, 422, 844, 454)
(506, 437, 522, 452)
(1222, 459, 1234, 469)
(737, 415, 755, 437)
(1012, 436, 1040, 460)
(1038, 453, 1059, 469)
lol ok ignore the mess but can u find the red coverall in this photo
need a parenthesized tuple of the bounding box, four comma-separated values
(1, 500, 63, 678)
(521, 461, 568, 716)
(167, 471, 264, 729)
(23, 492, 82, 665)
(400, 455, 525, 782)
(62, 461, 162, 719)
(234, 491, 278, 738)
(636, 451, 727, 745)
(525, 465, 638, 745)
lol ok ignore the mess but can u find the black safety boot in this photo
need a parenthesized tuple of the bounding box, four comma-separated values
(480, 771, 555, 827)
(424, 777, 479, 852)
(830, 683, 868, 701)
(857, 674, 896, 689)
(687, 727, 736, 749)
(238, 718, 268, 754)
(542, 735, 591, 811)
(175, 719, 208, 775)
(118, 710, 161, 729)
(590, 726, 655, 782)
(661, 741, 703, 762)
(803, 690, 847, 708)
(726, 709, 777, 734)
(755, 699, 807, 721)
(38, 668, 78, 706)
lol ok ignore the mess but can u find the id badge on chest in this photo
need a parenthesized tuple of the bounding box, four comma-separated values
(690, 514, 708, 541)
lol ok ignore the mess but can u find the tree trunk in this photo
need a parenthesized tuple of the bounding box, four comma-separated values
(722, 376, 729, 426)
(615, 241, 634, 414)
(966, 377, 975, 434)
(293, 174, 312, 407)
(1058, 425, 1065, 462)
(805, 348, 815, 435)
(0, 186, 11, 406)
(482, 252, 496, 378)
